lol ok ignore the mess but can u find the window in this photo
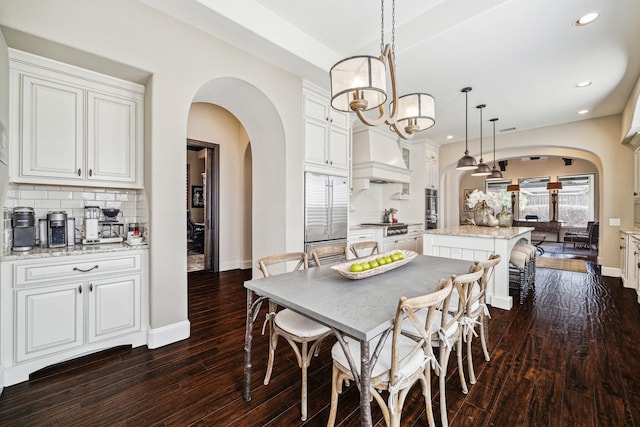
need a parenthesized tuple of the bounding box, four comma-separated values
(518, 177, 550, 220)
(557, 174, 595, 227)
(485, 180, 512, 212)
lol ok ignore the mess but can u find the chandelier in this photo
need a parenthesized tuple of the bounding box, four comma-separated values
(329, 0, 435, 140)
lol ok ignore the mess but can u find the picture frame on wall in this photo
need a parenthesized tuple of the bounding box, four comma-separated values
(191, 185, 204, 208)
(464, 188, 475, 211)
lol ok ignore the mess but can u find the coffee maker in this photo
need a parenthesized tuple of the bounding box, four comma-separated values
(47, 211, 67, 248)
(12, 207, 36, 251)
(84, 206, 100, 243)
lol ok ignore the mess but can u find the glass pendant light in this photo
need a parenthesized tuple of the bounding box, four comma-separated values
(488, 117, 503, 179)
(472, 104, 491, 176)
(456, 87, 478, 170)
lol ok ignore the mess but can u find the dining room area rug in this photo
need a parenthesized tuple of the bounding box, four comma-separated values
(536, 256, 588, 273)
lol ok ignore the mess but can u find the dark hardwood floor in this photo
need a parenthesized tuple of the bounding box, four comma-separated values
(2, 256, 640, 426)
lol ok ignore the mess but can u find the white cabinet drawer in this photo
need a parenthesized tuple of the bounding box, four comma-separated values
(14, 254, 141, 286)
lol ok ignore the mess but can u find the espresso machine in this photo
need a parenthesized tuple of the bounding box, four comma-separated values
(12, 207, 36, 251)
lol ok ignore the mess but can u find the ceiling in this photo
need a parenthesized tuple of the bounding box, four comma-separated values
(142, 0, 640, 146)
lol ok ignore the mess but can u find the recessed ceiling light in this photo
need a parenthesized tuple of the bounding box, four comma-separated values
(578, 109, 589, 115)
(575, 81, 592, 88)
(575, 12, 599, 26)
(446, 135, 453, 139)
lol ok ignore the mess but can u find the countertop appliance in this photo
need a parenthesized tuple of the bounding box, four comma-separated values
(304, 172, 348, 261)
(425, 188, 438, 229)
(12, 207, 36, 251)
(47, 211, 67, 248)
(84, 206, 101, 243)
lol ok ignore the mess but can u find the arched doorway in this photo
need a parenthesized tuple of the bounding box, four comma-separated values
(189, 77, 287, 274)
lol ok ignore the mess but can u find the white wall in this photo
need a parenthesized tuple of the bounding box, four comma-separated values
(439, 115, 629, 270)
(0, 0, 304, 339)
(187, 102, 252, 270)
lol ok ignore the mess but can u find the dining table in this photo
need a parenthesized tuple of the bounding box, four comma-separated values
(243, 253, 473, 427)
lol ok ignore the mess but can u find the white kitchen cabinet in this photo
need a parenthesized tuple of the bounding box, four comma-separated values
(303, 82, 350, 174)
(1, 249, 148, 386)
(15, 281, 84, 361)
(425, 143, 439, 189)
(621, 231, 639, 290)
(347, 228, 382, 259)
(88, 274, 141, 343)
(9, 49, 144, 189)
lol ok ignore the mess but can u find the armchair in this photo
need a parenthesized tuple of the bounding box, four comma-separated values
(563, 221, 598, 252)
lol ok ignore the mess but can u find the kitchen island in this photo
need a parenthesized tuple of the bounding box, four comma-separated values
(423, 225, 534, 310)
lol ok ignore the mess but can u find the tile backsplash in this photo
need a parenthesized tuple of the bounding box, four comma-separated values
(3, 183, 148, 245)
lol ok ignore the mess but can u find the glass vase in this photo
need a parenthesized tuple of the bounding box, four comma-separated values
(497, 206, 513, 227)
(473, 200, 495, 226)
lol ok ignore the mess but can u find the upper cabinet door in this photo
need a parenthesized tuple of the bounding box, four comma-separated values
(19, 75, 84, 181)
(9, 49, 145, 189)
(86, 92, 140, 184)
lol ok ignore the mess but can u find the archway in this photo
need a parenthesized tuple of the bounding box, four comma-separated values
(192, 78, 286, 274)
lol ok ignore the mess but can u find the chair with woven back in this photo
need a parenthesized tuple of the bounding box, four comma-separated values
(256, 252, 333, 421)
(327, 277, 453, 427)
(308, 245, 348, 267)
(349, 240, 379, 259)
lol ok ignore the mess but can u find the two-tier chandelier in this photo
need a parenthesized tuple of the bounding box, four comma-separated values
(329, 0, 435, 140)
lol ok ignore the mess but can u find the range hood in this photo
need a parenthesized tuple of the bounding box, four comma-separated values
(351, 125, 411, 184)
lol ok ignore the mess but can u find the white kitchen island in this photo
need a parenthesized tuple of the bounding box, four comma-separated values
(423, 225, 534, 310)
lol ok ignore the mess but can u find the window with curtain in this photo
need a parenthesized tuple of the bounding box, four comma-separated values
(518, 177, 550, 220)
(485, 179, 512, 212)
(557, 174, 595, 227)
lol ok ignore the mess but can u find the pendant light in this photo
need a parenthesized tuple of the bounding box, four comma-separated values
(472, 104, 491, 176)
(456, 87, 478, 170)
(488, 117, 503, 179)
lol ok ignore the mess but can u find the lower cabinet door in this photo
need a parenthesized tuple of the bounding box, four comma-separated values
(88, 274, 141, 343)
(16, 282, 84, 362)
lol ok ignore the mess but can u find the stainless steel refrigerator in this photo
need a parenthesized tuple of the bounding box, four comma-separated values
(304, 172, 348, 260)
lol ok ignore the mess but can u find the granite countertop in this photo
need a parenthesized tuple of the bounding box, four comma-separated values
(424, 225, 535, 239)
(1, 242, 148, 261)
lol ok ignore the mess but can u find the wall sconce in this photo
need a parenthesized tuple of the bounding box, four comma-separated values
(546, 181, 563, 222)
(507, 184, 520, 217)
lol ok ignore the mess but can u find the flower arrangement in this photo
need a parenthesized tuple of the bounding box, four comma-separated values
(466, 189, 502, 210)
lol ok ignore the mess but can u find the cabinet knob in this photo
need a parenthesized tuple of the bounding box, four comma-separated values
(89, 169, 93, 177)
(325, 160, 329, 164)
(89, 283, 93, 292)
(78, 285, 83, 294)
(330, 161, 333, 165)
(77, 168, 81, 176)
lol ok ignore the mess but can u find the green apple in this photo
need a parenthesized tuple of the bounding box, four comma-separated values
(377, 257, 387, 266)
(350, 263, 364, 273)
(369, 260, 379, 268)
(361, 262, 371, 270)
(384, 256, 393, 264)
(391, 254, 401, 262)
(395, 252, 405, 260)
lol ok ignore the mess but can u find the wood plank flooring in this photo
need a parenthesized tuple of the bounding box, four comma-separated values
(2, 260, 640, 426)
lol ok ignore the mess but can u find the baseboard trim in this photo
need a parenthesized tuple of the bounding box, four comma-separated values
(147, 320, 191, 349)
(601, 266, 620, 278)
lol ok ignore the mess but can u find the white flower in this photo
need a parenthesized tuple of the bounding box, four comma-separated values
(466, 190, 499, 210)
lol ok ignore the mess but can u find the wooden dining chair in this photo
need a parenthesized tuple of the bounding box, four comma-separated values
(349, 240, 379, 259)
(257, 252, 332, 421)
(308, 245, 348, 267)
(462, 254, 501, 384)
(402, 264, 484, 427)
(327, 278, 453, 427)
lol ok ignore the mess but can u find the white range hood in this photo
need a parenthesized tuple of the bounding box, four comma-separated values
(351, 125, 411, 184)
